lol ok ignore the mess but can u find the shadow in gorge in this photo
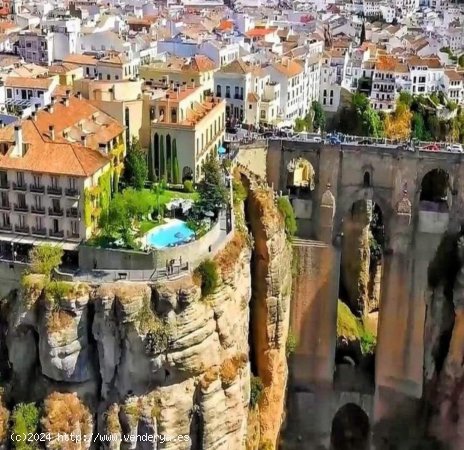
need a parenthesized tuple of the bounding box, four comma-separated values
(335, 200, 384, 392)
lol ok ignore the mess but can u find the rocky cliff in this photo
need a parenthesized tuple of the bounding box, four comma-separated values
(424, 233, 464, 450)
(0, 179, 292, 450)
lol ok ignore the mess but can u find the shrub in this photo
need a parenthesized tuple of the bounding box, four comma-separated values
(194, 259, 219, 297)
(183, 180, 194, 193)
(286, 330, 298, 357)
(250, 376, 264, 408)
(277, 196, 297, 237)
(233, 179, 247, 204)
(11, 403, 40, 450)
(259, 440, 274, 450)
(42, 393, 92, 439)
(360, 331, 377, 355)
(0, 396, 9, 443)
(28, 244, 63, 276)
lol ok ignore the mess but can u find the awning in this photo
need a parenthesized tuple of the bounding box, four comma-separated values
(0, 233, 79, 251)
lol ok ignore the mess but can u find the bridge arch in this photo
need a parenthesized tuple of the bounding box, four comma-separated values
(286, 157, 316, 193)
(331, 403, 370, 450)
(419, 168, 452, 212)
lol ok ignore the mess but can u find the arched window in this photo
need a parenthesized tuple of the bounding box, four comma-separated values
(171, 108, 177, 123)
(363, 171, 371, 187)
(420, 168, 450, 212)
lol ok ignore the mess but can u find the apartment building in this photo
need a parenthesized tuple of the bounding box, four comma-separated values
(147, 82, 225, 182)
(266, 58, 305, 123)
(16, 31, 54, 66)
(3, 76, 58, 115)
(370, 56, 408, 111)
(140, 55, 217, 99)
(407, 56, 444, 95)
(0, 118, 111, 245)
(444, 70, 464, 105)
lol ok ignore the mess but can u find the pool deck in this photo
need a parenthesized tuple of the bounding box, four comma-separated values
(58, 210, 233, 283)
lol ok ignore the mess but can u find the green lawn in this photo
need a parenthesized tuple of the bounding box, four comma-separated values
(138, 220, 160, 234)
(150, 189, 199, 206)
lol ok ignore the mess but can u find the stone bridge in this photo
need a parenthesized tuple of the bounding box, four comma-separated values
(265, 139, 464, 449)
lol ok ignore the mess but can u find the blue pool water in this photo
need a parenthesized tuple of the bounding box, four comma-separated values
(146, 220, 195, 249)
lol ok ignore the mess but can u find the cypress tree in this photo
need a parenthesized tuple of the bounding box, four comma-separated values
(160, 136, 166, 181)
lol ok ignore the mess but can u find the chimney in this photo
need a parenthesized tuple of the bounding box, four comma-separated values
(81, 135, 87, 146)
(63, 97, 69, 107)
(49, 125, 55, 140)
(35, 103, 40, 112)
(51, 96, 56, 105)
(31, 111, 37, 122)
(65, 89, 71, 97)
(98, 143, 107, 153)
(14, 125, 23, 156)
(76, 91, 82, 100)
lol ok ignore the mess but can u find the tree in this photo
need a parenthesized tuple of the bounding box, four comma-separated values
(172, 139, 180, 184)
(360, 21, 366, 44)
(159, 137, 165, 181)
(294, 117, 306, 132)
(399, 91, 413, 107)
(312, 100, 326, 132)
(123, 138, 148, 190)
(28, 245, 63, 276)
(384, 101, 412, 140)
(412, 112, 429, 141)
(362, 107, 384, 137)
(459, 54, 464, 68)
(277, 196, 297, 237)
(196, 155, 228, 217)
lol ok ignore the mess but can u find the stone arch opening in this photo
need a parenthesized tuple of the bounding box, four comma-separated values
(420, 168, 450, 212)
(335, 199, 383, 391)
(331, 403, 370, 450)
(363, 171, 371, 188)
(286, 157, 315, 198)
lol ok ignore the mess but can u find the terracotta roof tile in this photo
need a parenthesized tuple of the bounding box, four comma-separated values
(4, 77, 54, 89)
(0, 120, 109, 177)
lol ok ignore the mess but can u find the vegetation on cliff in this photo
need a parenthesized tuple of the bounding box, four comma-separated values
(337, 300, 376, 355)
(277, 196, 297, 238)
(41, 392, 92, 440)
(194, 259, 219, 297)
(11, 403, 40, 450)
(250, 376, 264, 408)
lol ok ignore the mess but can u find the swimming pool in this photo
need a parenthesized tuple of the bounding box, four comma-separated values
(146, 219, 195, 249)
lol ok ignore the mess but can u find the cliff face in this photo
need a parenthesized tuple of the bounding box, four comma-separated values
(424, 234, 464, 450)
(246, 187, 292, 447)
(0, 178, 292, 450)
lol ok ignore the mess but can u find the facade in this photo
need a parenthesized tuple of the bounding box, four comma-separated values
(16, 31, 54, 66)
(147, 83, 225, 182)
(444, 70, 464, 105)
(3, 76, 58, 115)
(140, 55, 217, 99)
(0, 118, 111, 244)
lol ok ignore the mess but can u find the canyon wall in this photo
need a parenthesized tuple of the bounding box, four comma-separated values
(0, 183, 292, 450)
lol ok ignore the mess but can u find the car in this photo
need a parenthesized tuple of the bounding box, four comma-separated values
(420, 144, 440, 151)
(447, 144, 464, 152)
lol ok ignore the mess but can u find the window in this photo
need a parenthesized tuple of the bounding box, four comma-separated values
(21, 90, 27, 100)
(69, 178, 76, 189)
(51, 176, 58, 188)
(249, 105, 252, 109)
(71, 220, 79, 235)
(34, 195, 42, 208)
(2, 213, 10, 227)
(6, 89, 12, 99)
(226, 86, 230, 98)
(107, 74, 111, 81)
(35, 216, 43, 229)
(235, 86, 239, 98)
(17, 172, 24, 186)
(260, 110, 266, 119)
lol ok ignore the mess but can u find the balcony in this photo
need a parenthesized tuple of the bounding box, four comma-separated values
(47, 186, 62, 196)
(67, 230, 80, 240)
(31, 227, 47, 236)
(48, 207, 64, 217)
(65, 188, 80, 198)
(0, 224, 12, 232)
(66, 208, 80, 218)
(234, 94, 243, 100)
(31, 205, 45, 214)
(14, 204, 28, 213)
(0, 181, 10, 190)
(0, 203, 10, 211)
(15, 225, 30, 234)
(12, 182, 27, 192)
(49, 229, 64, 238)
(30, 184, 45, 194)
